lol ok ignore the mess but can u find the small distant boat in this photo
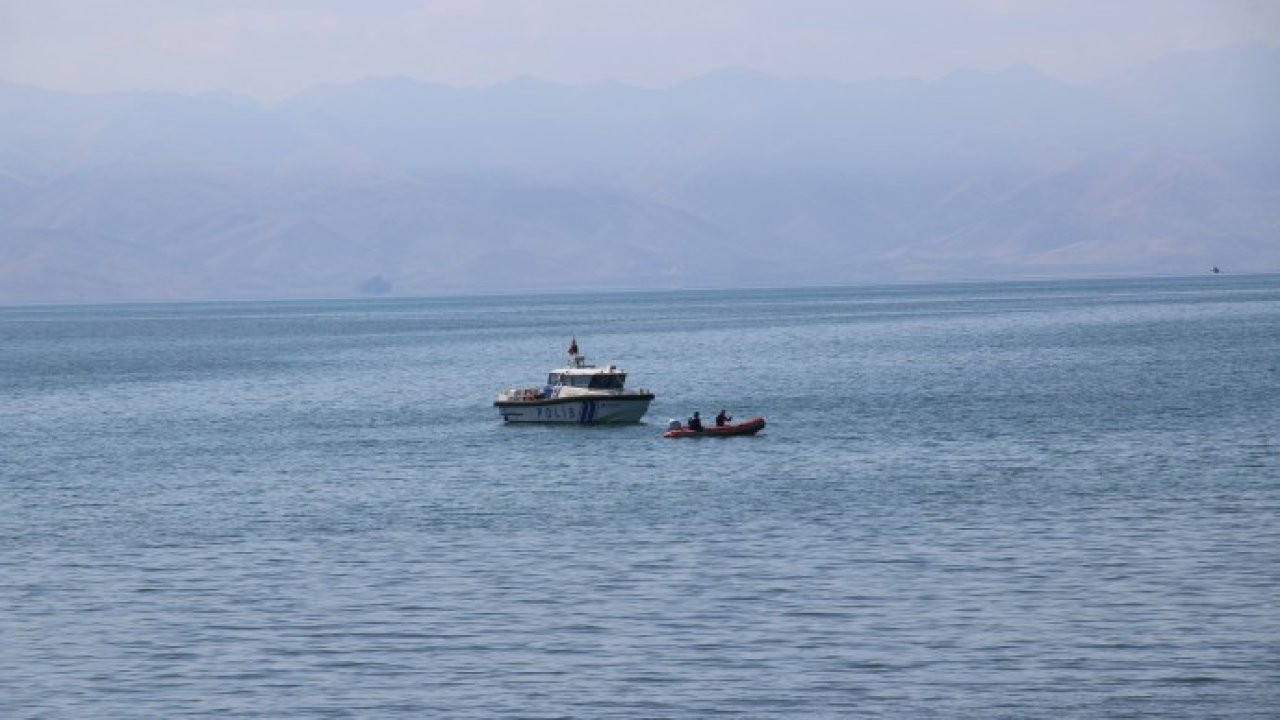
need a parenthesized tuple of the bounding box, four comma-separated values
(663, 416, 766, 438)
(494, 339, 654, 424)
(1210, 266, 1221, 274)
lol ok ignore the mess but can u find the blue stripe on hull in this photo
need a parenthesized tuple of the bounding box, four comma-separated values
(497, 397, 651, 423)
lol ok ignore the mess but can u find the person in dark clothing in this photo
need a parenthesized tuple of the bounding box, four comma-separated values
(687, 411, 704, 432)
(715, 409, 732, 427)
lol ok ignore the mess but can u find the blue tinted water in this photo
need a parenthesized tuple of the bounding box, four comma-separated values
(2, 276, 1278, 717)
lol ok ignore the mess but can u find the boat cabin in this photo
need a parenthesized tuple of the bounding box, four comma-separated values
(547, 366, 627, 390)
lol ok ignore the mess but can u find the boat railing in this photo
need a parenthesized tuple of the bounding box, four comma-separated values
(500, 386, 649, 401)
(499, 387, 543, 402)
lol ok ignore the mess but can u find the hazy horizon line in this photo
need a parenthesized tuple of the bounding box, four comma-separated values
(3, 270, 1272, 311)
(3, 40, 1273, 103)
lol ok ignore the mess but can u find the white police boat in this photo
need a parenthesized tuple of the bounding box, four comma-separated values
(494, 340, 654, 424)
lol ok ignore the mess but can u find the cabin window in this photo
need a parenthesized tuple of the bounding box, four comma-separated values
(588, 374, 625, 390)
(547, 373, 563, 385)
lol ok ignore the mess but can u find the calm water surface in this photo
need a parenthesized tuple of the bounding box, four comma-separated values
(2, 276, 1278, 717)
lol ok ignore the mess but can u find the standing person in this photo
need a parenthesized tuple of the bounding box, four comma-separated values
(687, 411, 704, 432)
(715, 409, 732, 427)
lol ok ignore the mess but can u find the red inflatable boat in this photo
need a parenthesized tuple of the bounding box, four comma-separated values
(662, 416, 766, 438)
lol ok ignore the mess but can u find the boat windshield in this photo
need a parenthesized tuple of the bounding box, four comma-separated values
(588, 373, 625, 390)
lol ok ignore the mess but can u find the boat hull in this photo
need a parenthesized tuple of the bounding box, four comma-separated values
(663, 416, 766, 438)
(495, 395, 654, 424)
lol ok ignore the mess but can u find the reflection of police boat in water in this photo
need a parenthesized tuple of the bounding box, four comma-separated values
(494, 340, 655, 424)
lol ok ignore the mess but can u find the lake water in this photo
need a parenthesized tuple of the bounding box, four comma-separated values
(2, 276, 1278, 718)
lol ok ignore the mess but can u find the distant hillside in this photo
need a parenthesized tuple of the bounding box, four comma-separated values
(2, 45, 1278, 303)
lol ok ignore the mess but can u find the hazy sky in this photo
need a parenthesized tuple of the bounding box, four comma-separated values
(2, 0, 1278, 98)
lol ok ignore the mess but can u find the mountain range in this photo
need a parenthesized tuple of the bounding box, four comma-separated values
(2, 44, 1277, 303)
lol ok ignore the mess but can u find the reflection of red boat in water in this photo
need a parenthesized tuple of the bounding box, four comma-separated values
(663, 416, 766, 438)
